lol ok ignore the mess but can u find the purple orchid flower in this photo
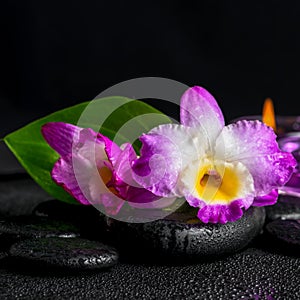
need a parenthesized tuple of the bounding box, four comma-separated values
(41, 122, 160, 216)
(132, 86, 297, 224)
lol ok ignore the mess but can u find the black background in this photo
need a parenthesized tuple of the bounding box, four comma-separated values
(1, 1, 300, 137)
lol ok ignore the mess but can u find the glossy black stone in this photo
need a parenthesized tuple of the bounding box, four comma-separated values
(33, 200, 99, 221)
(0, 248, 299, 299)
(105, 207, 266, 260)
(0, 216, 80, 240)
(265, 219, 300, 253)
(266, 195, 300, 221)
(9, 237, 119, 270)
(32, 200, 106, 240)
(33, 200, 106, 240)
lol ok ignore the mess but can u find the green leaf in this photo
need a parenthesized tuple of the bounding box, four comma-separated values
(4, 97, 171, 204)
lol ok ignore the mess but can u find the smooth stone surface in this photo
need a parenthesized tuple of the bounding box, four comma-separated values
(0, 216, 80, 240)
(266, 219, 300, 252)
(266, 195, 300, 221)
(33, 200, 99, 221)
(105, 207, 266, 260)
(32, 200, 106, 240)
(0, 248, 299, 299)
(9, 237, 119, 270)
(0, 176, 52, 216)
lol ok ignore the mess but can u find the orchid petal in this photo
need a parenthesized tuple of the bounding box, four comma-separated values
(73, 128, 107, 165)
(196, 199, 244, 224)
(72, 128, 121, 168)
(42, 122, 122, 168)
(51, 154, 94, 205)
(100, 195, 125, 215)
(252, 189, 278, 206)
(133, 124, 201, 197)
(180, 86, 225, 145)
(42, 122, 81, 158)
(101, 134, 123, 167)
(128, 196, 177, 209)
(113, 143, 137, 187)
(53, 153, 126, 215)
(215, 120, 297, 196)
(113, 143, 172, 207)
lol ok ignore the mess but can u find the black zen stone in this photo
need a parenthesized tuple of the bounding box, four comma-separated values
(32, 200, 107, 240)
(266, 219, 300, 254)
(9, 237, 119, 271)
(105, 206, 266, 261)
(33, 200, 99, 221)
(0, 216, 80, 240)
(0, 248, 299, 298)
(266, 195, 300, 221)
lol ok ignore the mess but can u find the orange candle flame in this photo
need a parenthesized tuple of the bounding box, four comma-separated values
(262, 98, 277, 132)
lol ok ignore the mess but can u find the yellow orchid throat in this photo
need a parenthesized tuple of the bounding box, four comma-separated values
(195, 162, 241, 204)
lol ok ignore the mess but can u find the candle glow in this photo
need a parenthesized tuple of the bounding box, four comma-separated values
(261, 99, 300, 197)
(231, 99, 300, 197)
(262, 98, 277, 132)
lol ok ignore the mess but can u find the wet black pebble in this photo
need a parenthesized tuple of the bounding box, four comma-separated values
(1, 248, 299, 299)
(266, 219, 300, 253)
(32, 200, 107, 240)
(106, 206, 266, 260)
(33, 200, 99, 221)
(0, 216, 80, 240)
(266, 195, 300, 221)
(9, 237, 119, 270)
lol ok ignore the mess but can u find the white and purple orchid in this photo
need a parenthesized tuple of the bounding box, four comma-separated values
(41, 122, 159, 216)
(132, 86, 297, 223)
(41, 86, 296, 224)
